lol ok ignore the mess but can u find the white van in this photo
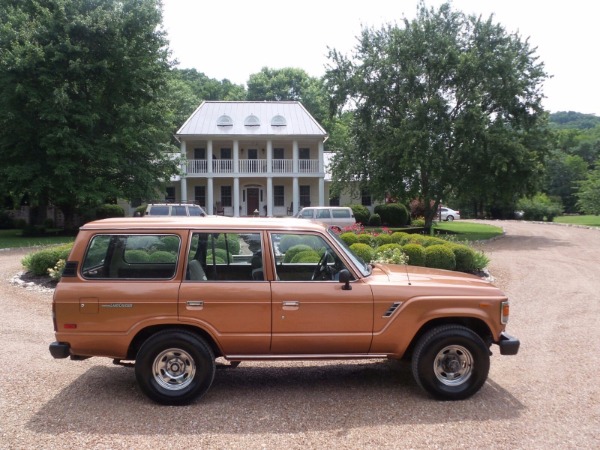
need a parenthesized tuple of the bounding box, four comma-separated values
(144, 203, 207, 217)
(296, 206, 356, 230)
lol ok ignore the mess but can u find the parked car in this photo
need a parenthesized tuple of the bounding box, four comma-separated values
(440, 207, 460, 221)
(296, 206, 356, 230)
(144, 203, 206, 217)
(50, 216, 519, 405)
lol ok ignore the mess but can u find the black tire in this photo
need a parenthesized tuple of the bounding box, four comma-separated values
(135, 330, 215, 405)
(446, 215, 454, 221)
(411, 325, 490, 400)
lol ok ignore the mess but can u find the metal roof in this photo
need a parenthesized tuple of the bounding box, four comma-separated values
(176, 101, 328, 139)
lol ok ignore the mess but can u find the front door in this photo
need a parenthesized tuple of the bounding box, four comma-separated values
(247, 188, 259, 215)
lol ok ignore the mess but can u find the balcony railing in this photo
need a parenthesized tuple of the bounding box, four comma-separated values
(185, 158, 320, 175)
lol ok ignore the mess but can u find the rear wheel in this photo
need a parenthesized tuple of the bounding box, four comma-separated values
(411, 325, 489, 400)
(135, 330, 215, 405)
(446, 215, 454, 221)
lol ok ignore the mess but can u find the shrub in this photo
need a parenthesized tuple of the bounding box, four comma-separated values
(279, 235, 302, 253)
(349, 243, 374, 263)
(216, 233, 241, 254)
(207, 248, 233, 263)
(374, 243, 402, 256)
(22, 225, 46, 237)
(135, 205, 147, 216)
(124, 249, 150, 263)
(340, 232, 359, 246)
(425, 245, 456, 270)
(411, 217, 425, 227)
(407, 234, 428, 246)
(421, 236, 448, 247)
(148, 251, 177, 263)
(48, 259, 66, 281)
(158, 236, 181, 253)
(0, 210, 14, 229)
(448, 244, 476, 272)
(284, 244, 314, 263)
(96, 204, 125, 219)
(472, 250, 490, 271)
(373, 247, 408, 265)
(300, 235, 322, 250)
(390, 232, 410, 245)
(374, 203, 409, 227)
(22, 244, 73, 276)
(349, 204, 370, 225)
(368, 213, 382, 226)
(373, 233, 392, 246)
(291, 250, 321, 263)
(402, 243, 426, 266)
(517, 193, 563, 222)
(356, 233, 374, 247)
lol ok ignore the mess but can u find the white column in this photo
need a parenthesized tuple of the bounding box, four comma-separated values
(267, 177, 273, 217)
(266, 140, 272, 173)
(233, 177, 240, 217)
(318, 141, 324, 173)
(293, 177, 299, 215)
(319, 177, 325, 207)
(207, 141, 213, 174)
(207, 179, 214, 215)
(292, 140, 299, 173)
(180, 140, 188, 202)
(233, 140, 239, 174)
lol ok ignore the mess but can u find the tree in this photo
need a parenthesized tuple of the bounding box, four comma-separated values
(324, 2, 550, 228)
(0, 0, 179, 228)
(576, 164, 600, 215)
(544, 150, 588, 213)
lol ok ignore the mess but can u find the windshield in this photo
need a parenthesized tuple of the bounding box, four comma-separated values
(328, 229, 371, 277)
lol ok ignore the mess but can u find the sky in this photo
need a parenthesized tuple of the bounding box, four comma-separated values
(161, 0, 600, 116)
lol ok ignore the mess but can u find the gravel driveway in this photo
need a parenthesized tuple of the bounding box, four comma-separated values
(1, 221, 598, 449)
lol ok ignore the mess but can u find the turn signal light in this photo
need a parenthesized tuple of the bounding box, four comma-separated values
(500, 301, 510, 324)
(64, 324, 77, 329)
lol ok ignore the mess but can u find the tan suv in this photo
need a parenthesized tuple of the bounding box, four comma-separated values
(50, 217, 519, 405)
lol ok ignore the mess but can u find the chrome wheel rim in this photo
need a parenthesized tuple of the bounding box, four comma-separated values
(152, 348, 196, 391)
(433, 345, 473, 386)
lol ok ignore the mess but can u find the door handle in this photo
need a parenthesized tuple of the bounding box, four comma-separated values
(186, 301, 204, 308)
(282, 301, 299, 307)
(282, 301, 300, 310)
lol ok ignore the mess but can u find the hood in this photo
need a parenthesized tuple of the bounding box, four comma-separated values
(369, 263, 495, 289)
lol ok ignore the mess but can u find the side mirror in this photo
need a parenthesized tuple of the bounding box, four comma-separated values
(338, 269, 352, 290)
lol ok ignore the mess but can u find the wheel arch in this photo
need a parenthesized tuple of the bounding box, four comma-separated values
(404, 317, 492, 359)
(126, 324, 222, 360)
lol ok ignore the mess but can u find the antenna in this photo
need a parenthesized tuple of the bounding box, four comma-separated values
(404, 263, 412, 286)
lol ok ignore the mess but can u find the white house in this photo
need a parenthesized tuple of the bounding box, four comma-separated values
(171, 100, 331, 217)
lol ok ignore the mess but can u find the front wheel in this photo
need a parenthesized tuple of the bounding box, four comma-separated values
(411, 325, 490, 400)
(135, 330, 215, 405)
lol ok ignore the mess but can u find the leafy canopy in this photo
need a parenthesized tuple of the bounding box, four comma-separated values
(0, 0, 179, 224)
(324, 2, 550, 226)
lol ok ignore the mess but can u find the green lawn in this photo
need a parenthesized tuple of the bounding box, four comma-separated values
(554, 215, 600, 227)
(0, 229, 75, 249)
(433, 221, 504, 241)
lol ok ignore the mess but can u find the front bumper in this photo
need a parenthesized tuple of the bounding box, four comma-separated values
(498, 332, 520, 355)
(49, 341, 70, 359)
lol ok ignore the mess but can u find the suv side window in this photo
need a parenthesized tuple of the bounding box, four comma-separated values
(299, 209, 314, 219)
(270, 233, 348, 281)
(82, 234, 180, 279)
(316, 209, 331, 219)
(332, 209, 351, 218)
(186, 232, 264, 281)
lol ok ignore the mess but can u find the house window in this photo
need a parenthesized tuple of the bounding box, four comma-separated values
(220, 148, 231, 159)
(244, 115, 260, 126)
(217, 115, 233, 127)
(166, 187, 176, 203)
(194, 186, 206, 207)
(300, 185, 311, 207)
(299, 148, 310, 159)
(329, 196, 340, 206)
(248, 149, 258, 160)
(194, 148, 206, 159)
(271, 115, 287, 126)
(221, 186, 232, 207)
(274, 186, 285, 206)
(273, 148, 284, 159)
(361, 190, 371, 206)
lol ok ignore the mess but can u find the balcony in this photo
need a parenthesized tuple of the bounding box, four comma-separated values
(185, 159, 320, 175)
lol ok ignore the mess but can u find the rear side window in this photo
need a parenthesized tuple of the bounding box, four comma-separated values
(81, 234, 180, 279)
(147, 206, 169, 216)
(332, 209, 351, 218)
(172, 206, 187, 216)
(299, 209, 314, 218)
(316, 209, 331, 219)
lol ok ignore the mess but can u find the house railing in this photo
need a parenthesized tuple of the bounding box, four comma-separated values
(185, 158, 319, 175)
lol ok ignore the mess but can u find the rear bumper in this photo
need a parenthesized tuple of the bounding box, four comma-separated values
(498, 332, 520, 355)
(49, 341, 70, 359)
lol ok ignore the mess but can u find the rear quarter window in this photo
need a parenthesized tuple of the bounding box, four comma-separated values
(147, 206, 169, 215)
(332, 209, 351, 218)
(81, 234, 180, 279)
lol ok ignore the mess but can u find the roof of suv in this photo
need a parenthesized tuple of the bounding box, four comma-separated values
(80, 216, 329, 232)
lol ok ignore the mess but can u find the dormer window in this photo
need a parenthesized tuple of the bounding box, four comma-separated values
(244, 114, 260, 127)
(217, 114, 233, 127)
(271, 114, 287, 126)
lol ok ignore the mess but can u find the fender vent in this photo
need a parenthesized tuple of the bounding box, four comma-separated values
(382, 301, 403, 318)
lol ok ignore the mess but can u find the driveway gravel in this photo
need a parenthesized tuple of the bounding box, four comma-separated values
(1, 220, 598, 449)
